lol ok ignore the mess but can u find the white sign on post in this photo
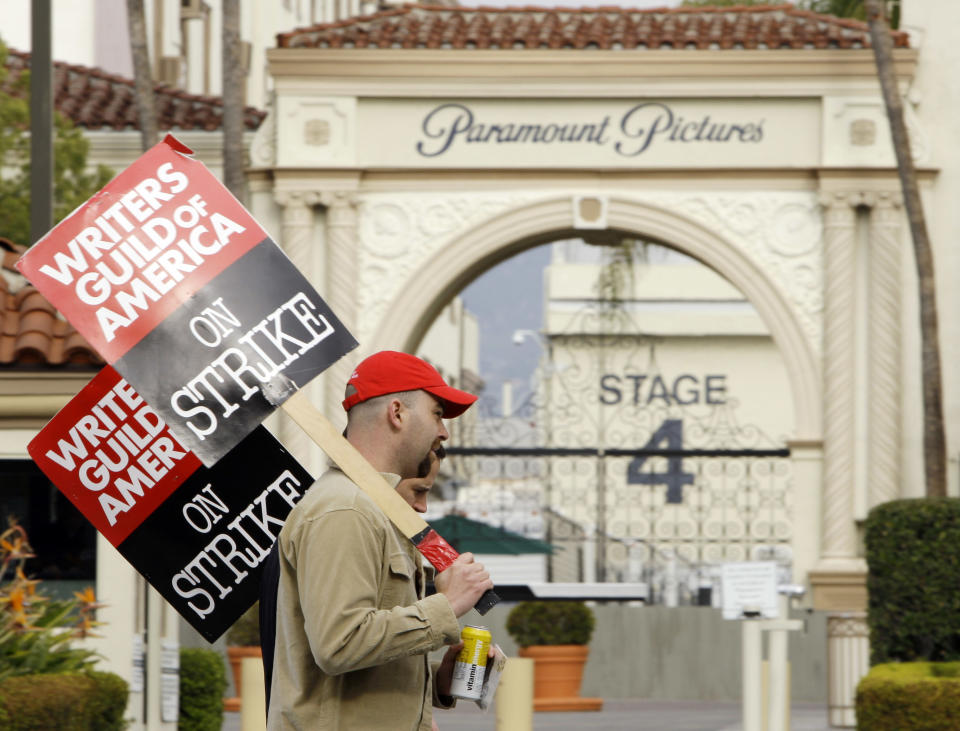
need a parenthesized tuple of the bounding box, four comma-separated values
(720, 561, 779, 620)
(131, 633, 145, 693)
(161, 639, 180, 723)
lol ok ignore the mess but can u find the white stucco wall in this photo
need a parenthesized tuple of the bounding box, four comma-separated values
(0, 0, 317, 109)
(901, 0, 960, 497)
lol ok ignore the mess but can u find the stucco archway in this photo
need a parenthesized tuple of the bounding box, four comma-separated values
(370, 195, 821, 441)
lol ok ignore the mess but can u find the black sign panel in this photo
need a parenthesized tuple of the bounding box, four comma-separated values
(117, 425, 313, 642)
(114, 239, 357, 466)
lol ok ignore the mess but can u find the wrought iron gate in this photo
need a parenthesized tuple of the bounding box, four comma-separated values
(442, 292, 794, 605)
(445, 443, 791, 603)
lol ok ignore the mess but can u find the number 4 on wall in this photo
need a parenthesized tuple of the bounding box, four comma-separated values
(626, 419, 695, 504)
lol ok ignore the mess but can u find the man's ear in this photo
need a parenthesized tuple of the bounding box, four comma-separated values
(386, 397, 405, 430)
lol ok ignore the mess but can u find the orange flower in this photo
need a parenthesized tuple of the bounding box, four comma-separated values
(73, 587, 97, 605)
(6, 586, 25, 613)
(0, 532, 34, 561)
(14, 567, 39, 597)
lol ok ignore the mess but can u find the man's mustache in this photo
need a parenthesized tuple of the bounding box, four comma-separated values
(416, 445, 446, 478)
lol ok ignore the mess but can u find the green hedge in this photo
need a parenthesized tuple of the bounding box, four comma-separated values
(179, 648, 227, 731)
(0, 670, 128, 730)
(864, 498, 960, 664)
(856, 662, 960, 730)
(84, 671, 129, 730)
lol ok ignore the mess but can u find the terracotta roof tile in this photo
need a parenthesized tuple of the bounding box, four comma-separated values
(0, 238, 103, 368)
(2, 49, 266, 132)
(277, 3, 908, 51)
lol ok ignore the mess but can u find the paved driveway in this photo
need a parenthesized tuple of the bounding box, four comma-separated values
(225, 700, 831, 730)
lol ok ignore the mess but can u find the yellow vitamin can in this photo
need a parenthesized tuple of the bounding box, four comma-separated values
(449, 624, 492, 700)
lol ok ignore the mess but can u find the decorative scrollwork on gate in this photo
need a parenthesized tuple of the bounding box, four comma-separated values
(447, 289, 793, 603)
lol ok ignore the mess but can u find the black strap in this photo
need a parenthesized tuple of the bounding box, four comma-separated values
(259, 540, 281, 719)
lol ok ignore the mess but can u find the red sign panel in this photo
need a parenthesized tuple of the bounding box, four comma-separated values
(17, 136, 265, 362)
(29, 366, 203, 545)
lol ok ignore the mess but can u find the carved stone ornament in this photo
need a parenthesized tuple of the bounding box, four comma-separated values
(304, 119, 331, 147)
(249, 96, 277, 167)
(826, 613, 868, 638)
(903, 101, 930, 165)
(573, 195, 608, 229)
(849, 118, 876, 147)
(354, 192, 539, 340)
(273, 190, 321, 217)
(352, 191, 822, 356)
(646, 192, 823, 353)
(273, 191, 321, 269)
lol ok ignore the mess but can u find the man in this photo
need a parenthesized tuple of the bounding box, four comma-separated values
(267, 351, 493, 730)
(397, 445, 445, 515)
(260, 446, 448, 713)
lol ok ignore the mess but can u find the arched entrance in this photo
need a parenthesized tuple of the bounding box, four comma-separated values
(373, 196, 820, 439)
(366, 195, 821, 586)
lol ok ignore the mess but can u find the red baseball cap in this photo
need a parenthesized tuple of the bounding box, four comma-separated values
(342, 351, 478, 418)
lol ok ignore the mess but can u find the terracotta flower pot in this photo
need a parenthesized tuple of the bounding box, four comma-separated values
(224, 645, 262, 712)
(518, 644, 603, 711)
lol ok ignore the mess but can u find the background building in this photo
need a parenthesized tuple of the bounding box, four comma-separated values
(0, 0, 385, 109)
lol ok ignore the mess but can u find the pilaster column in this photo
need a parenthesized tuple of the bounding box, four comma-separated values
(818, 192, 859, 564)
(827, 612, 870, 728)
(813, 193, 872, 729)
(273, 191, 321, 467)
(321, 192, 361, 425)
(274, 191, 320, 275)
(181, 3, 209, 95)
(867, 192, 903, 507)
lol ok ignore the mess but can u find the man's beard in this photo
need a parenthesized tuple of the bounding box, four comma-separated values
(415, 445, 446, 478)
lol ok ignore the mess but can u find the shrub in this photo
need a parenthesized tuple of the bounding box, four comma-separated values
(179, 647, 227, 731)
(0, 670, 128, 730)
(0, 522, 102, 681)
(0, 522, 125, 729)
(864, 498, 960, 663)
(85, 670, 129, 730)
(505, 601, 595, 647)
(856, 662, 960, 730)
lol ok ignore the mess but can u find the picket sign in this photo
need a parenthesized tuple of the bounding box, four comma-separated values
(19, 134, 498, 626)
(281, 391, 500, 614)
(16, 134, 358, 467)
(28, 366, 314, 642)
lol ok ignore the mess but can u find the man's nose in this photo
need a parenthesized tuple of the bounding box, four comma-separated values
(438, 421, 449, 441)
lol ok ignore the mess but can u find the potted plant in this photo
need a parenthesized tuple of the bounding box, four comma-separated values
(224, 603, 261, 712)
(505, 600, 602, 711)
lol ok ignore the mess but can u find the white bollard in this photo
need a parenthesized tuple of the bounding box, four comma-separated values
(763, 589, 804, 731)
(240, 656, 266, 731)
(495, 657, 534, 731)
(742, 615, 764, 731)
(767, 619, 789, 731)
(766, 587, 805, 731)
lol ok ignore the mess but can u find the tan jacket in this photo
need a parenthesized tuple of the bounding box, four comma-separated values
(267, 466, 460, 730)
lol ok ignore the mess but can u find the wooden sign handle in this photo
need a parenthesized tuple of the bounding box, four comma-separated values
(281, 391, 425, 537)
(281, 390, 500, 615)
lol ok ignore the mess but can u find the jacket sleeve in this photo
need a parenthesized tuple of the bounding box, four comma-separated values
(291, 507, 460, 676)
(431, 660, 457, 710)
